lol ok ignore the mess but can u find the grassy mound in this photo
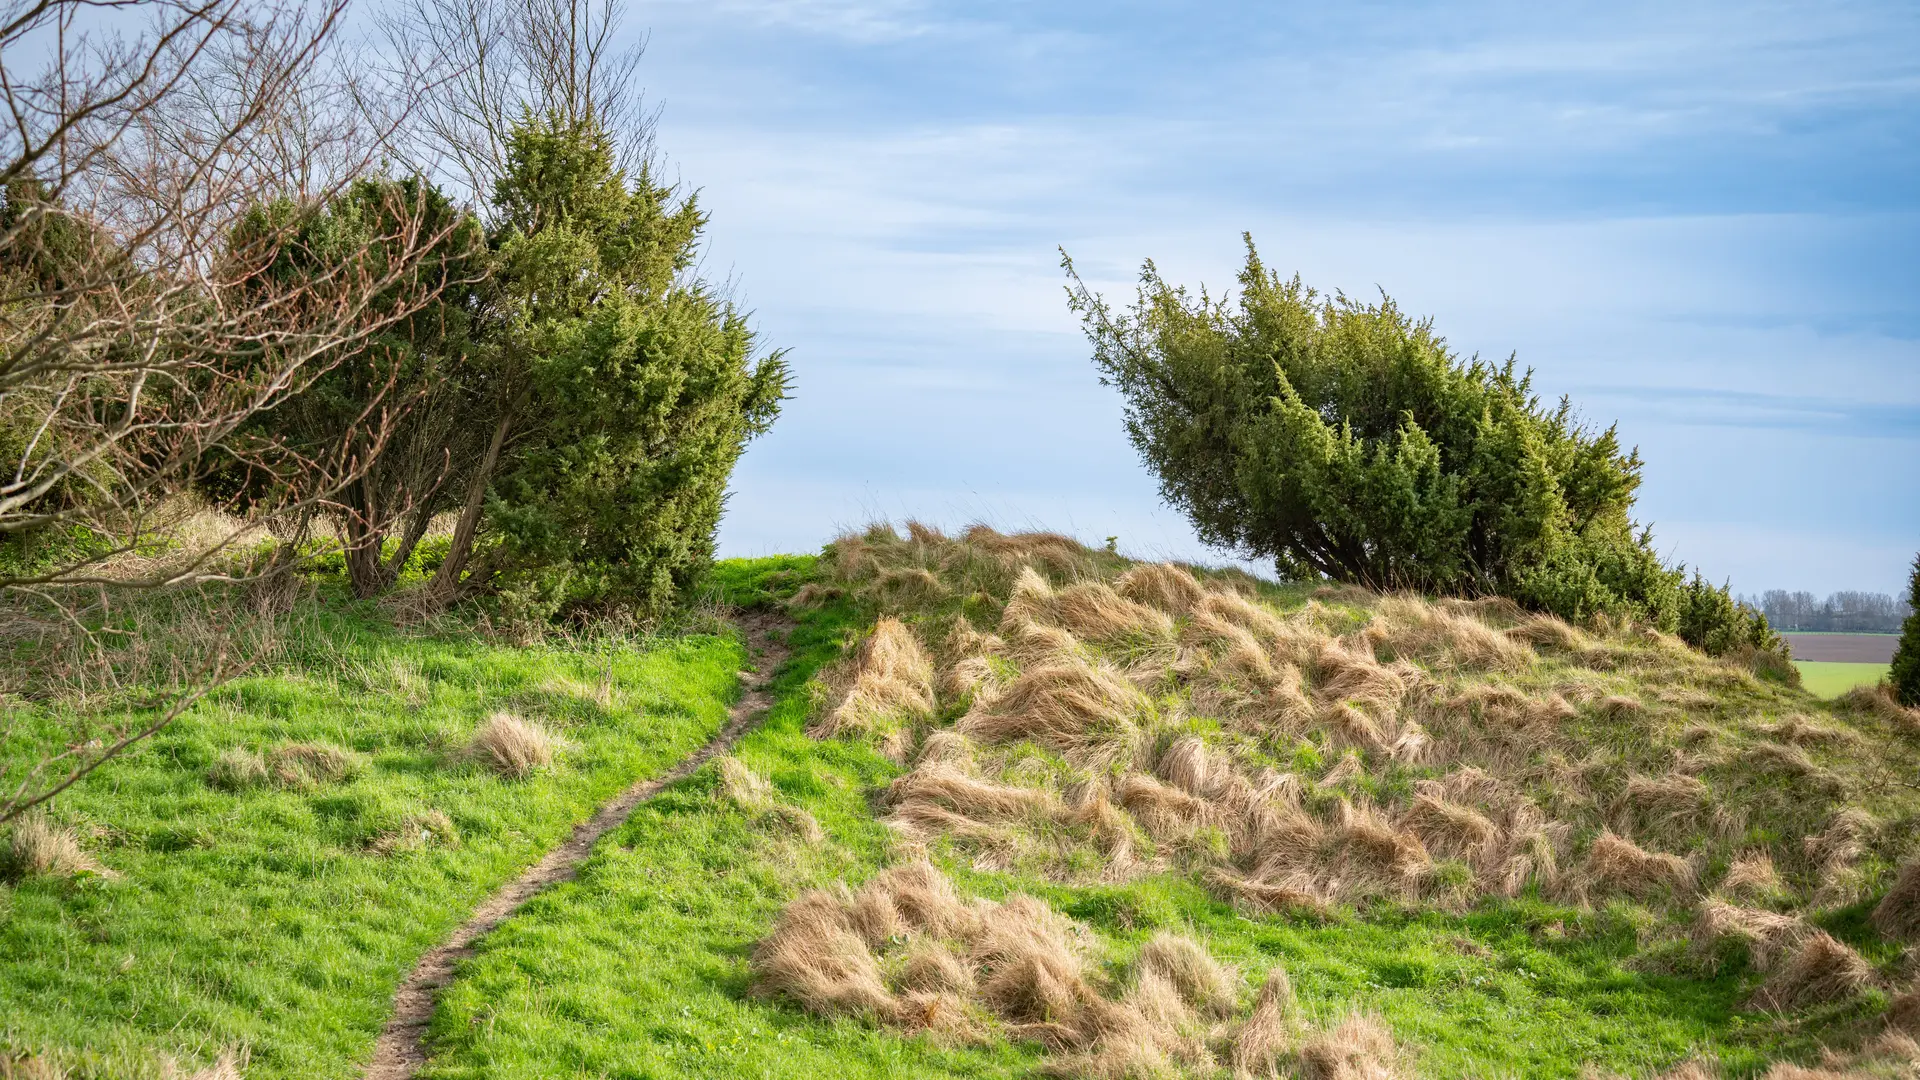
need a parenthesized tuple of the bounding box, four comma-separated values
(752, 525, 1920, 1077)
(393, 539, 1919, 1080)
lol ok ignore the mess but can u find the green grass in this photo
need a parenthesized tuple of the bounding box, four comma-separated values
(1794, 661, 1891, 699)
(408, 560, 1881, 1080)
(0, 594, 746, 1078)
(6, 556, 1911, 1079)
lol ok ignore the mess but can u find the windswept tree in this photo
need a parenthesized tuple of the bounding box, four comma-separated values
(1066, 236, 1776, 656)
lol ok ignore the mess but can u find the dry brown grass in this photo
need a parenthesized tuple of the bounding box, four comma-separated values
(1051, 581, 1176, 644)
(1230, 966, 1294, 1078)
(466, 712, 556, 779)
(266, 742, 362, 788)
(1578, 832, 1696, 902)
(756, 861, 1423, 1079)
(1295, 1014, 1407, 1080)
(1369, 595, 1533, 673)
(816, 618, 937, 740)
(1836, 683, 1920, 733)
(1115, 563, 1207, 617)
(1720, 851, 1791, 904)
(209, 742, 363, 790)
(1692, 899, 1808, 972)
(958, 661, 1148, 769)
(370, 810, 459, 855)
(1136, 932, 1238, 1019)
(752, 889, 896, 1018)
(1870, 858, 1920, 941)
(207, 747, 271, 790)
(4, 812, 109, 880)
(790, 520, 1920, 1055)
(1885, 990, 1920, 1036)
(1751, 931, 1874, 1011)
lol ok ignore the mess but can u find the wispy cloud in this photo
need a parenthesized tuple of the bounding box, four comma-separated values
(628, 0, 1920, 593)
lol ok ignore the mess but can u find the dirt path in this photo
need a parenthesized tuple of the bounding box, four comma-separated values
(362, 612, 791, 1080)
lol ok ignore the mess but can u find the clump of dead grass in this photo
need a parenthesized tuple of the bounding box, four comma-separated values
(1720, 851, 1792, 905)
(1751, 931, 1874, 1011)
(1692, 898, 1808, 972)
(713, 756, 825, 843)
(814, 617, 936, 741)
(794, 519, 1920, 1044)
(466, 712, 556, 779)
(1295, 1014, 1409, 1080)
(3, 811, 110, 881)
(1115, 563, 1207, 617)
(1578, 831, 1696, 902)
(755, 861, 1416, 1077)
(370, 810, 459, 855)
(209, 742, 363, 791)
(1870, 858, 1920, 941)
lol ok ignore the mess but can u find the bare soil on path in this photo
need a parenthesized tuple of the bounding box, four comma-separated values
(361, 612, 791, 1080)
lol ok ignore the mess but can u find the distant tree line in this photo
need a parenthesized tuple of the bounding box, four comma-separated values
(1746, 590, 1914, 633)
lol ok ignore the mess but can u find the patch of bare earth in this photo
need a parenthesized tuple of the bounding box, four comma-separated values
(360, 612, 791, 1080)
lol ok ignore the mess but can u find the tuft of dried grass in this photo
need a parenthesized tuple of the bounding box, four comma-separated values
(1208, 866, 1328, 916)
(1295, 1014, 1407, 1080)
(716, 755, 775, 812)
(1370, 595, 1533, 673)
(1051, 581, 1175, 643)
(4, 811, 109, 880)
(1579, 831, 1696, 901)
(1751, 931, 1873, 1011)
(888, 763, 1063, 824)
(208, 747, 270, 790)
(1692, 898, 1807, 972)
(752, 890, 895, 1018)
(1870, 858, 1920, 941)
(1114, 563, 1207, 616)
(1886, 989, 1920, 1036)
(1136, 932, 1239, 1019)
(266, 742, 363, 788)
(1805, 809, 1873, 879)
(466, 712, 556, 779)
(1836, 683, 1920, 732)
(1231, 966, 1295, 1078)
(816, 618, 937, 738)
(371, 810, 459, 855)
(959, 661, 1148, 768)
(189, 1051, 246, 1080)
(1720, 851, 1790, 904)
(1399, 793, 1497, 862)
(1117, 774, 1217, 843)
(1157, 736, 1231, 800)
(1506, 614, 1589, 653)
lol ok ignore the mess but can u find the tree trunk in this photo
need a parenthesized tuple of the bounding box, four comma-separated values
(427, 391, 523, 602)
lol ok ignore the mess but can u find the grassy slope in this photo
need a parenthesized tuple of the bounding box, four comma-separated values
(416, 556, 1039, 1080)
(0, 593, 743, 1078)
(1795, 662, 1893, 700)
(411, 557, 1909, 1080)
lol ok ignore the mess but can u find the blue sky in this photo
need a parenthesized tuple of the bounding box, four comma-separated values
(624, 0, 1918, 594)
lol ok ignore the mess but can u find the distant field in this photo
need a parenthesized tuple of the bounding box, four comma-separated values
(1781, 631, 1899, 662)
(1794, 660, 1891, 698)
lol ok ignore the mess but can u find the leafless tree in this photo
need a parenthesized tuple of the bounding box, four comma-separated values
(379, 0, 655, 212)
(0, 0, 469, 821)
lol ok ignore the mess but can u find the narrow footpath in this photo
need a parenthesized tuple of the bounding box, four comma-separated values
(362, 613, 792, 1080)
